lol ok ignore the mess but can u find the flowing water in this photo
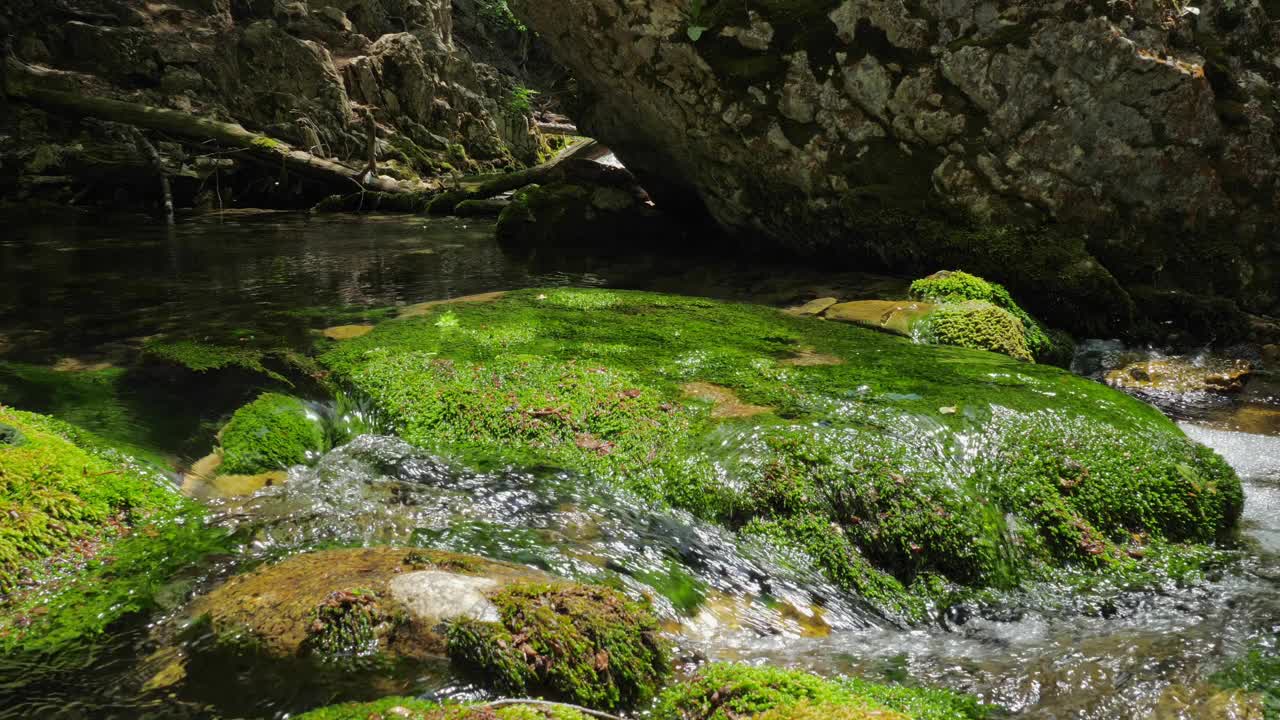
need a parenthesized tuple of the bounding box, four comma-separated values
(0, 214, 1277, 719)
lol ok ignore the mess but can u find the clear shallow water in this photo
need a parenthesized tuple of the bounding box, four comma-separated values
(1, 216, 1278, 718)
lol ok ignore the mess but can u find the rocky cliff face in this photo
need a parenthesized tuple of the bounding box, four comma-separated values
(0, 0, 544, 207)
(510, 0, 1280, 332)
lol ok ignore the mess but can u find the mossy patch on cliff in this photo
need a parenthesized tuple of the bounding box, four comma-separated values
(218, 393, 326, 475)
(653, 663, 993, 720)
(321, 289, 1242, 620)
(447, 582, 671, 710)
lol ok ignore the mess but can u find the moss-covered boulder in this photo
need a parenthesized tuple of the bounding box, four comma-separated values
(319, 289, 1243, 621)
(183, 547, 669, 709)
(653, 663, 992, 720)
(910, 271, 1050, 354)
(448, 582, 671, 710)
(915, 300, 1033, 362)
(816, 272, 1072, 364)
(296, 664, 993, 720)
(0, 406, 230, 655)
(218, 393, 326, 475)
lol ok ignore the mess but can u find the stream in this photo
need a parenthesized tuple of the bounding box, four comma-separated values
(0, 213, 1277, 719)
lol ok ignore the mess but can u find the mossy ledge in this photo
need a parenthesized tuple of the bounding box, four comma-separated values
(320, 288, 1243, 622)
(0, 406, 231, 655)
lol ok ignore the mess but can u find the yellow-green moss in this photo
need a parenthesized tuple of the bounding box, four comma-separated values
(653, 663, 994, 720)
(917, 300, 1033, 362)
(0, 407, 232, 655)
(910, 270, 1052, 357)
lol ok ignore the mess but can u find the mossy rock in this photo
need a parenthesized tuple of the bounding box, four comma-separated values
(917, 300, 1033, 362)
(319, 289, 1243, 620)
(653, 663, 994, 720)
(218, 393, 326, 475)
(185, 547, 543, 663)
(296, 699, 595, 720)
(447, 583, 671, 710)
(0, 407, 230, 656)
(911, 270, 1057, 361)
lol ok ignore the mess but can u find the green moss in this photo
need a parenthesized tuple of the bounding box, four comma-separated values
(296, 700, 592, 720)
(143, 339, 288, 383)
(304, 588, 388, 663)
(0, 407, 233, 655)
(320, 289, 1242, 617)
(446, 582, 671, 710)
(0, 407, 177, 593)
(218, 393, 326, 475)
(653, 663, 993, 720)
(251, 136, 285, 153)
(910, 270, 1051, 358)
(1212, 648, 1280, 717)
(917, 300, 1033, 362)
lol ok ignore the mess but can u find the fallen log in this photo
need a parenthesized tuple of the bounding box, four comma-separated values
(130, 128, 174, 225)
(427, 138, 597, 214)
(2, 55, 407, 195)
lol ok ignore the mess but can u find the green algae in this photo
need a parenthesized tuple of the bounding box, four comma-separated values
(653, 663, 993, 720)
(218, 393, 327, 475)
(0, 407, 233, 655)
(446, 582, 671, 710)
(320, 289, 1243, 618)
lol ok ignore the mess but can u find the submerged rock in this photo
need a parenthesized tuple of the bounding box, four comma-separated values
(184, 547, 670, 709)
(320, 288, 1244, 622)
(294, 699, 599, 720)
(824, 300, 934, 337)
(1106, 358, 1254, 395)
(496, 161, 680, 251)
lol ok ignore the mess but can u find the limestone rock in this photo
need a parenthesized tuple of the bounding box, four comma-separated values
(823, 300, 934, 337)
(509, 0, 1280, 329)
